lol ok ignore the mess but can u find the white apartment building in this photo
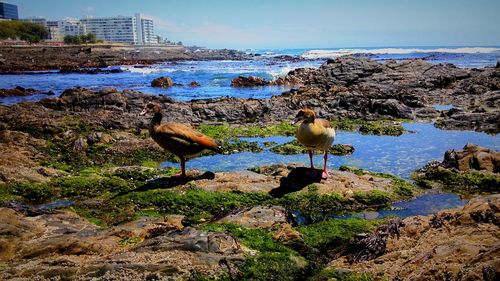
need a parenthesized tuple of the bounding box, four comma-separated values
(58, 18, 86, 37)
(80, 13, 155, 45)
(22, 13, 156, 45)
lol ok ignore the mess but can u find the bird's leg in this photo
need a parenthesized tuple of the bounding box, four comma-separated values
(308, 150, 314, 169)
(305, 149, 318, 177)
(180, 158, 186, 178)
(173, 157, 186, 179)
(322, 150, 329, 179)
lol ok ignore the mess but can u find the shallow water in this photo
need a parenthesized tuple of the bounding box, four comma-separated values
(432, 103, 454, 111)
(38, 199, 75, 210)
(0, 59, 321, 105)
(336, 192, 469, 220)
(161, 123, 500, 179)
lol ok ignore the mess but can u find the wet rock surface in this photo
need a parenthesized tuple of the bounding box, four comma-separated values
(0, 87, 54, 98)
(0, 208, 244, 280)
(328, 194, 500, 281)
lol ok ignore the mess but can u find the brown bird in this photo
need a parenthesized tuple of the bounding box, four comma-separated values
(294, 108, 336, 179)
(140, 102, 219, 178)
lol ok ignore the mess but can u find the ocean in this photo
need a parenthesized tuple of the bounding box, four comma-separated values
(1, 46, 499, 105)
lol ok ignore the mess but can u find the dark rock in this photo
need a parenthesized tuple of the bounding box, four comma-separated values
(345, 219, 404, 263)
(370, 99, 413, 119)
(151, 76, 174, 88)
(187, 81, 201, 87)
(231, 76, 270, 87)
(0, 87, 54, 98)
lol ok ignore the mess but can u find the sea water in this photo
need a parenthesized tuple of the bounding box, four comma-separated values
(161, 123, 500, 179)
(1, 46, 499, 105)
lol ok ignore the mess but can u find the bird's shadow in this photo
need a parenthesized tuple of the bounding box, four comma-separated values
(269, 167, 323, 198)
(114, 171, 215, 197)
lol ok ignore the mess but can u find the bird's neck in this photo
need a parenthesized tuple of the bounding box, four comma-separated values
(149, 112, 162, 134)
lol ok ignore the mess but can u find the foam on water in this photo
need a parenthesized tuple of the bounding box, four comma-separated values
(301, 47, 500, 59)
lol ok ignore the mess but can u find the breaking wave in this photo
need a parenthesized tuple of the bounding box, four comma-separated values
(301, 47, 500, 59)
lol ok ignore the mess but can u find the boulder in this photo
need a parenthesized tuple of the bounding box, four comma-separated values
(231, 76, 270, 87)
(443, 143, 500, 173)
(187, 81, 201, 87)
(151, 76, 174, 87)
(217, 206, 287, 229)
(0, 86, 54, 97)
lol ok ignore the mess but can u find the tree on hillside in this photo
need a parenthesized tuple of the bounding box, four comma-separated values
(0, 21, 48, 43)
(64, 33, 98, 45)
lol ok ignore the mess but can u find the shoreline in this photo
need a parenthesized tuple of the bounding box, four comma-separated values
(0, 45, 255, 73)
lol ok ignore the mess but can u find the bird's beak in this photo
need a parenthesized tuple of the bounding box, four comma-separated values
(292, 117, 301, 124)
(139, 109, 147, 116)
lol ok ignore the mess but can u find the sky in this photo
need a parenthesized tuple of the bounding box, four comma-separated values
(6, 0, 500, 49)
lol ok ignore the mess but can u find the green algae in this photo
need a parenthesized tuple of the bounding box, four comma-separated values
(114, 189, 273, 224)
(118, 236, 142, 247)
(270, 140, 354, 156)
(278, 185, 349, 221)
(339, 166, 417, 198)
(297, 218, 381, 249)
(202, 223, 295, 254)
(412, 162, 500, 193)
(331, 119, 406, 136)
(197, 122, 296, 139)
(353, 190, 392, 206)
(202, 223, 304, 281)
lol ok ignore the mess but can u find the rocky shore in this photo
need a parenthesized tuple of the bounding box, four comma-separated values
(0, 56, 499, 280)
(0, 45, 254, 73)
(231, 57, 500, 133)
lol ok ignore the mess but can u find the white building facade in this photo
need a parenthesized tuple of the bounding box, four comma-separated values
(22, 13, 156, 45)
(80, 13, 155, 45)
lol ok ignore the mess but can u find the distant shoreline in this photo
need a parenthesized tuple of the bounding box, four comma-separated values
(0, 45, 254, 73)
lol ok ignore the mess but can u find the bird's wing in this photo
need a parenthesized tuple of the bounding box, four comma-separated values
(157, 122, 218, 149)
(316, 118, 332, 128)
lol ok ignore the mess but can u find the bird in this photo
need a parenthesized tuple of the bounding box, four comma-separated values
(140, 102, 220, 178)
(294, 108, 336, 179)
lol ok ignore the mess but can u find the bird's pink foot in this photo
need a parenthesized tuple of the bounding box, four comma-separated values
(321, 170, 329, 179)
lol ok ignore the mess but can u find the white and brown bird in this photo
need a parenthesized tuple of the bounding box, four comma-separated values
(140, 102, 220, 178)
(294, 108, 336, 179)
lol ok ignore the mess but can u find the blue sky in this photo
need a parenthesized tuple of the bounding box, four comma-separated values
(7, 0, 500, 48)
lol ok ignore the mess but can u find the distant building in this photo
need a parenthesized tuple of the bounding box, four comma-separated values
(80, 13, 155, 45)
(47, 21, 62, 41)
(58, 18, 86, 37)
(19, 13, 157, 45)
(21, 18, 63, 41)
(0, 2, 18, 20)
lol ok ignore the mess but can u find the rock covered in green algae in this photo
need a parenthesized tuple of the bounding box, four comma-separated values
(413, 144, 500, 193)
(270, 140, 355, 156)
